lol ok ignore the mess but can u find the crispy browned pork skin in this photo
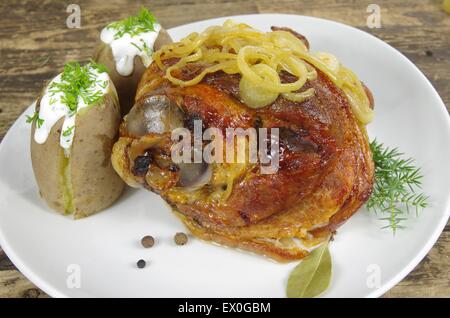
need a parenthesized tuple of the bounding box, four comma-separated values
(112, 27, 375, 262)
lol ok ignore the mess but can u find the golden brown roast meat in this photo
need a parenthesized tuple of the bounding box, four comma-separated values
(112, 28, 374, 262)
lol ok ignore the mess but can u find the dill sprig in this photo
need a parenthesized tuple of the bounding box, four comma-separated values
(107, 7, 157, 39)
(62, 125, 75, 137)
(130, 39, 152, 55)
(26, 111, 44, 128)
(48, 61, 107, 114)
(367, 139, 429, 233)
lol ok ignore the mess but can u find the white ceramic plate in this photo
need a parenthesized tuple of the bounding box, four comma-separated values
(0, 14, 449, 298)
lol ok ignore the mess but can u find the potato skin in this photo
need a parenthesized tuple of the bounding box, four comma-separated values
(30, 83, 125, 218)
(31, 98, 66, 213)
(92, 27, 172, 117)
(93, 44, 145, 117)
(154, 28, 172, 51)
(70, 89, 125, 218)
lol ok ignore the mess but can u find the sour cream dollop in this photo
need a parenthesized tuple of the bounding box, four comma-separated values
(34, 67, 110, 152)
(100, 23, 161, 76)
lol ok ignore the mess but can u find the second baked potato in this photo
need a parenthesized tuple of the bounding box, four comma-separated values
(93, 8, 172, 116)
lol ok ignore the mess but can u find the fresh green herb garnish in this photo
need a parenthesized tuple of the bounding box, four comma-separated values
(130, 42, 141, 51)
(99, 80, 108, 89)
(80, 89, 103, 106)
(131, 39, 152, 56)
(62, 125, 75, 137)
(89, 59, 109, 73)
(141, 39, 151, 56)
(48, 61, 107, 114)
(107, 7, 157, 39)
(367, 139, 429, 233)
(26, 111, 44, 128)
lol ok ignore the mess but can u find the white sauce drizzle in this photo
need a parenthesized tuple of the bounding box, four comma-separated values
(100, 23, 161, 76)
(34, 68, 110, 154)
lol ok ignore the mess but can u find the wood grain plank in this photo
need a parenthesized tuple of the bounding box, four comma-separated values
(0, 248, 48, 297)
(384, 226, 450, 297)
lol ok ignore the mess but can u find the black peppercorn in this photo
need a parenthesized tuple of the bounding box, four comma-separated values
(137, 259, 146, 269)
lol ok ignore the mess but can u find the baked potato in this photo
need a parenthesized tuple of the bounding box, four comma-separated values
(92, 8, 172, 116)
(30, 61, 124, 218)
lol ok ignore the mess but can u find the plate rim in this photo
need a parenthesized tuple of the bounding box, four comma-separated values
(0, 13, 449, 298)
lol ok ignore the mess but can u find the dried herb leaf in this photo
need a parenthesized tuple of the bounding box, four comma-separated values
(286, 242, 332, 298)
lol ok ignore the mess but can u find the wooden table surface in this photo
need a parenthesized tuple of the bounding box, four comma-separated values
(0, 0, 449, 298)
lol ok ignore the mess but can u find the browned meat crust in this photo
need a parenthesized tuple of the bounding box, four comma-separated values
(271, 26, 310, 49)
(112, 29, 374, 262)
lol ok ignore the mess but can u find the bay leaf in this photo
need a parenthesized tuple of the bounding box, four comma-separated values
(286, 241, 332, 298)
